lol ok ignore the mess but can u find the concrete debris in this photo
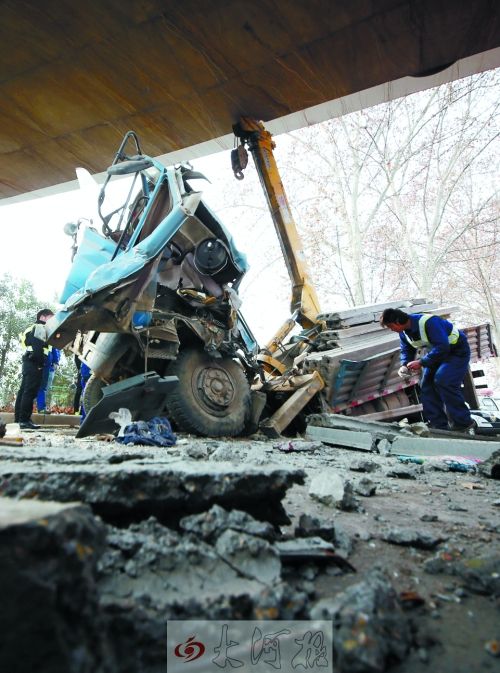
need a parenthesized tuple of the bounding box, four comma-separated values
(107, 452, 153, 464)
(275, 537, 356, 573)
(386, 465, 421, 479)
(391, 436, 498, 460)
(0, 498, 112, 673)
(184, 443, 210, 459)
(307, 412, 406, 439)
(306, 413, 500, 460)
(295, 513, 336, 543)
(477, 448, 500, 479)
(424, 553, 500, 596)
(448, 503, 468, 512)
(402, 421, 431, 436)
(180, 504, 276, 542)
(307, 425, 374, 451)
(274, 439, 323, 452)
(354, 477, 377, 497)
(97, 517, 308, 671)
(215, 529, 282, 584)
(208, 444, 244, 461)
(294, 513, 354, 557)
(277, 535, 334, 555)
(0, 460, 304, 526)
(382, 528, 446, 549)
(310, 569, 412, 672)
(1, 422, 499, 673)
(349, 459, 381, 472)
(309, 470, 359, 510)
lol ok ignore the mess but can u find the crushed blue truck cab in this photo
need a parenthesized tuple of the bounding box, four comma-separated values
(48, 131, 260, 437)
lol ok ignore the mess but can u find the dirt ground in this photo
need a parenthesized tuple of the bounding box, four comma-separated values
(2, 425, 499, 672)
(281, 452, 500, 673)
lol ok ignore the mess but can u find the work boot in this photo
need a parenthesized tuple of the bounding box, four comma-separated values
(19, 421, 41, 430)
(453, 420, 478, 435)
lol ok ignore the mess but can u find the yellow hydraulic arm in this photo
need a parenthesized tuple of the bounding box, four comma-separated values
(232, 117, 322, 357)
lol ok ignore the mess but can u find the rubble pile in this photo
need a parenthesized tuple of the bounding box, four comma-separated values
(0, 429, 499, 673)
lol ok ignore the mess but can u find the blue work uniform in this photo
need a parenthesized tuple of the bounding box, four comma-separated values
(37, 347, 61, 412)
(400, 313, 472, 430)
(80, 362, 92, 419)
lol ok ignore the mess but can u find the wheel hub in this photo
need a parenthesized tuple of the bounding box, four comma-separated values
(198, 366, 235, 409)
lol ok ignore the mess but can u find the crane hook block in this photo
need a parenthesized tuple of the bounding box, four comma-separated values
(231, 145, 248, 180)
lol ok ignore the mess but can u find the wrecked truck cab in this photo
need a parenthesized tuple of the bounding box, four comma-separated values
(48, 131, 260, 437)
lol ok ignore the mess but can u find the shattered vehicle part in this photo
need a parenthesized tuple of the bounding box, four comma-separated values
(48, 131, 259, 438)
(77, 372, 178, 438)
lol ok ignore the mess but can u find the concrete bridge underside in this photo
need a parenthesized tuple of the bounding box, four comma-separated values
(1, 0, 499, 200)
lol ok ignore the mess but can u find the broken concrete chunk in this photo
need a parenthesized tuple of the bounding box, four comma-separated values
(448, 503, 468, 512)
(477, 449, 500, 479)
(376, 438, 391, 456)
(184, 443, 210, 459)
(274, 439, 323, 452)
(349, 459, 380, 473)
(386, 466, 420, 479)
(209, 444, 242, 461)
(95, 518, 307, 670)
(180, 504, 276, 542)
(0, 462, 304, 526)
(294, 514, 354, 557)
(307, 413, 402, 438)
(391, 435, 498, 460)
(295, 513, 336, 543)
(354, 477, 377, 497)
(215, 529, 281, 585)
(309, 471, 359, 510)
(310, 569, 412, 672)
(275, 536, 335, 556)
(0, 497, 110, 673)
(306, 425, 374, 451)
(424, 553, 500, 596)
(382, 528, 446, 549)
(334, 526, 355, 557)
(275, 537, 356, 573)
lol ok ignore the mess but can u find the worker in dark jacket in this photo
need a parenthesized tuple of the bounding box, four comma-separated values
(381, 308, 474, 432)
(14, 308, 54, 430)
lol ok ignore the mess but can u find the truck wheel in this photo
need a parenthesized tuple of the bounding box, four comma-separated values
(82, 374, 105, 414)
(165, 348, 251, 437)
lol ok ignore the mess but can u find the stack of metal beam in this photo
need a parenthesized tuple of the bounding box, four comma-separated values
(302, 299, 495, 414)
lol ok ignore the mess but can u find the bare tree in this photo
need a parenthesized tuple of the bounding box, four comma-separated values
(274, 71, 499, 330)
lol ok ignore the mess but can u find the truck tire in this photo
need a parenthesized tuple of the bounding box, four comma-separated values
(165, 348, 251, 437)
(82, 374, 105, 414)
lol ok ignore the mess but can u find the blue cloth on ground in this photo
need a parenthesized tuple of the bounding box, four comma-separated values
(398, 455, 481, 473)
(115, 416, 177, 447)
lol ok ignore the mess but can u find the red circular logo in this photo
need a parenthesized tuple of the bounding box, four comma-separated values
(174, 635, 206, 662)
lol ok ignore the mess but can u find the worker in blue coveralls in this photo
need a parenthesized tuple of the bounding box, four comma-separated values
(36, 346, 61, 413)
(79, 361, 92, 419)
(380, 308, 475, 432)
